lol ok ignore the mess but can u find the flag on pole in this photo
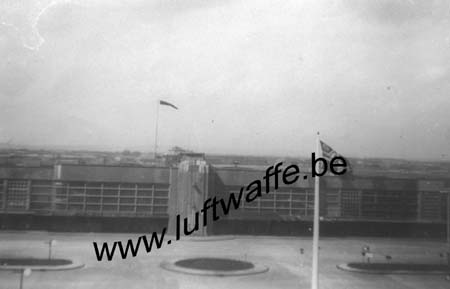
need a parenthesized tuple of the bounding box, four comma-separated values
(319, 140, 352, 174)
(154, 100, 178, 158)
(159, 100, 178, 110)
(311, 135, 353, 289)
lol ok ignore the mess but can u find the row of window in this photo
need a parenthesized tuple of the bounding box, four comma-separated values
(0, 180, 448, 221)
(229, 188, 447, 221)
(0, 180, 169, 217)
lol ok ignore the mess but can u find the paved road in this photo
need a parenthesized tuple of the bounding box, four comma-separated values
(0, 231, 448, 289)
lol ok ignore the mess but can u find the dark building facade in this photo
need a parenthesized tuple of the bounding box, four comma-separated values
(0, 161, 449, 237)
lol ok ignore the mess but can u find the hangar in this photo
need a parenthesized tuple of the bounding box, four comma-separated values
(0, 154, 448, 237)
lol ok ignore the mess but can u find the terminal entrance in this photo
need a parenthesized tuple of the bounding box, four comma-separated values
(168, 153, 212, 236)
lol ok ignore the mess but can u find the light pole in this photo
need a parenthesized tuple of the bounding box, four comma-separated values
(47, 239, 57, 260)
(154, 99, 160, 159)
(18, 268, 31, 289)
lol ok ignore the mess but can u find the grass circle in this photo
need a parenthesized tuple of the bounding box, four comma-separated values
(338, 262, 450, 275)
(175, 257, 254, 271)
(0, 258, 72, 266)
(161, 257, 268, 276)
(0, 258, 84, 271)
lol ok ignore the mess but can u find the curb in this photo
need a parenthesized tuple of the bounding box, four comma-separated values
(0, 259, 84, 272)
(178, 235, 236, 242)
(160, 259, 269, 276)
(337, 263, 450, 275)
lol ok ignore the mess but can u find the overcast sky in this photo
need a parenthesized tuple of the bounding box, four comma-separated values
(1, 0, 449, 160)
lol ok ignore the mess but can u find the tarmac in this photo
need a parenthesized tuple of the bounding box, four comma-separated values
(0, 231, 449, 289)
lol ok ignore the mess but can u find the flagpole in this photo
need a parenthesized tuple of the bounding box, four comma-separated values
(154, 99, 160, 159)
(311, 131, 320, 289)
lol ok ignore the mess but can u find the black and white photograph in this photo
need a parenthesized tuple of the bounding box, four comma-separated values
(0, 1, 450, 288)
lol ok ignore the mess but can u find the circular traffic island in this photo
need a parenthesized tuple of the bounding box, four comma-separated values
(0, 258, 84, 271)
(161, 257, 269, 276)
(338, 262, 450, 275)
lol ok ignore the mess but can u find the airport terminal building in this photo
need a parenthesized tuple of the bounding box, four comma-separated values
(0, 154, 449, 237)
